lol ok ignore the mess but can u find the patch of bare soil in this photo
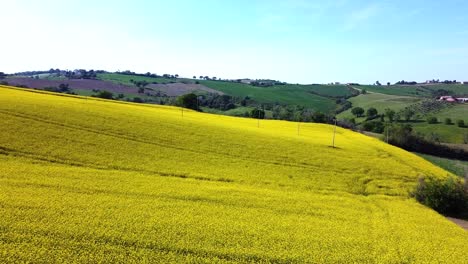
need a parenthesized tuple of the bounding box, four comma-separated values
(447, 217, 468, 231)
(442, 143, 468, 152)
(6, 78, 223, 97)
(5, 77, 137, 94)
(146, 83, 223, 96)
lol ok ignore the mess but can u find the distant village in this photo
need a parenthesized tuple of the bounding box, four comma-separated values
(438, 96, 468, 103)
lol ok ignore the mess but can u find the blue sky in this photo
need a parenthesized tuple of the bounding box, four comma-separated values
(1, 0, 467, 84)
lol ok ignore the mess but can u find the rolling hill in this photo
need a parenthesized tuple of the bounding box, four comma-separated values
(337, 93, 422, 120)
(0, 85, 467, 263)
(97, 73, 352, 112)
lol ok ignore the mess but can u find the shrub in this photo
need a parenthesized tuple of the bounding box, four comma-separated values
(366, 107, 378, 118)
(351, 107, 364, 117)
(132, 97, 144, 103)
(250, 109, 265, 119)
(444, 118, 452, 125)
(177, 93, 199, 110)
(96, 90, 114, 99)
(411, 176, 468, 219)
(362, 121, 384, 133)
(457, 119, 465, 127)
(426, 116, 438, 124)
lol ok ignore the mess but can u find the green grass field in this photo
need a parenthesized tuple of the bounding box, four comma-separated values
(358, 85, 432, 97)
(412, 122, 468, 144)
(199, 81, 339, 111)
(406, 104, 468, 144)
(359, 84, 468, 97)
(417, 153, 468, 177)
(97, 73, 176, 86)
(0, 85, 467, 263)
(429, 104, 468, 121)
(337, 93, 422, 120)
(424, 84, 468, 95)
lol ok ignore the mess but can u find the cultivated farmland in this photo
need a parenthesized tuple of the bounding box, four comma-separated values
(0, 86, 467, 263)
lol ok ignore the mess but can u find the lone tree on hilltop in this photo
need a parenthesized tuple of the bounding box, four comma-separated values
(351, 107, 365, 117)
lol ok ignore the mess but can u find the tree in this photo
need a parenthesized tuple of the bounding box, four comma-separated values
(362, 121, 384, 133)
(0, 72, 6, 79)
(95, 90, 114, 99)
(402, 108, 415, 121)
(132, 97, 144, 103)
(427, 116, 438, 124)
(366, 107, 378, 118)
(385, 123, 413, 146)
(58, 83, 70, 92)
(376, 81, 382, 86)
(457, 119, 465, 128)
(312, 111, 326, 123)
(384, 108, 396, 122)
(193, 76, 197, 79)
(250, 108, 265, 119)
(351, 107, 365, 117)
(361, 89, 367, 94)
(177, 93, 199, 111)
(387, 82, 391, 86)
(445, 118, 452, 125)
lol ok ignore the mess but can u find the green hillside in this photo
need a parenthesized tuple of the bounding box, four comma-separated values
(359, 84, 468, 97)
(337, 93, 422, 120)
(0, 85, 467, 263)
(417, 153, 468, 177)
(97, 73, 355, 112)
(97, 73, 176, 85)
(358, 85, 432, 97)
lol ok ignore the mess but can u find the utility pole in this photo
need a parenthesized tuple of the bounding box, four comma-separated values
(386, 126, 389, 143)
(464, 167, 468, 193)
(332, 118, 337, 148)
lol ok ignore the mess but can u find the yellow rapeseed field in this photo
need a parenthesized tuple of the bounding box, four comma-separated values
(0, 85, 467, 263)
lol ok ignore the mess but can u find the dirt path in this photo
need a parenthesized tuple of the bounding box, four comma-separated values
(447, 217, 468, 231)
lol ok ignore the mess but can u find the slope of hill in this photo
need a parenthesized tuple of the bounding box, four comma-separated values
(337, 93, 422, 120)
(358, 85, 432, 97)
(97, 73, 352, 112)
(0, 85, 467, 263)
(359, 84, 468, 97)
